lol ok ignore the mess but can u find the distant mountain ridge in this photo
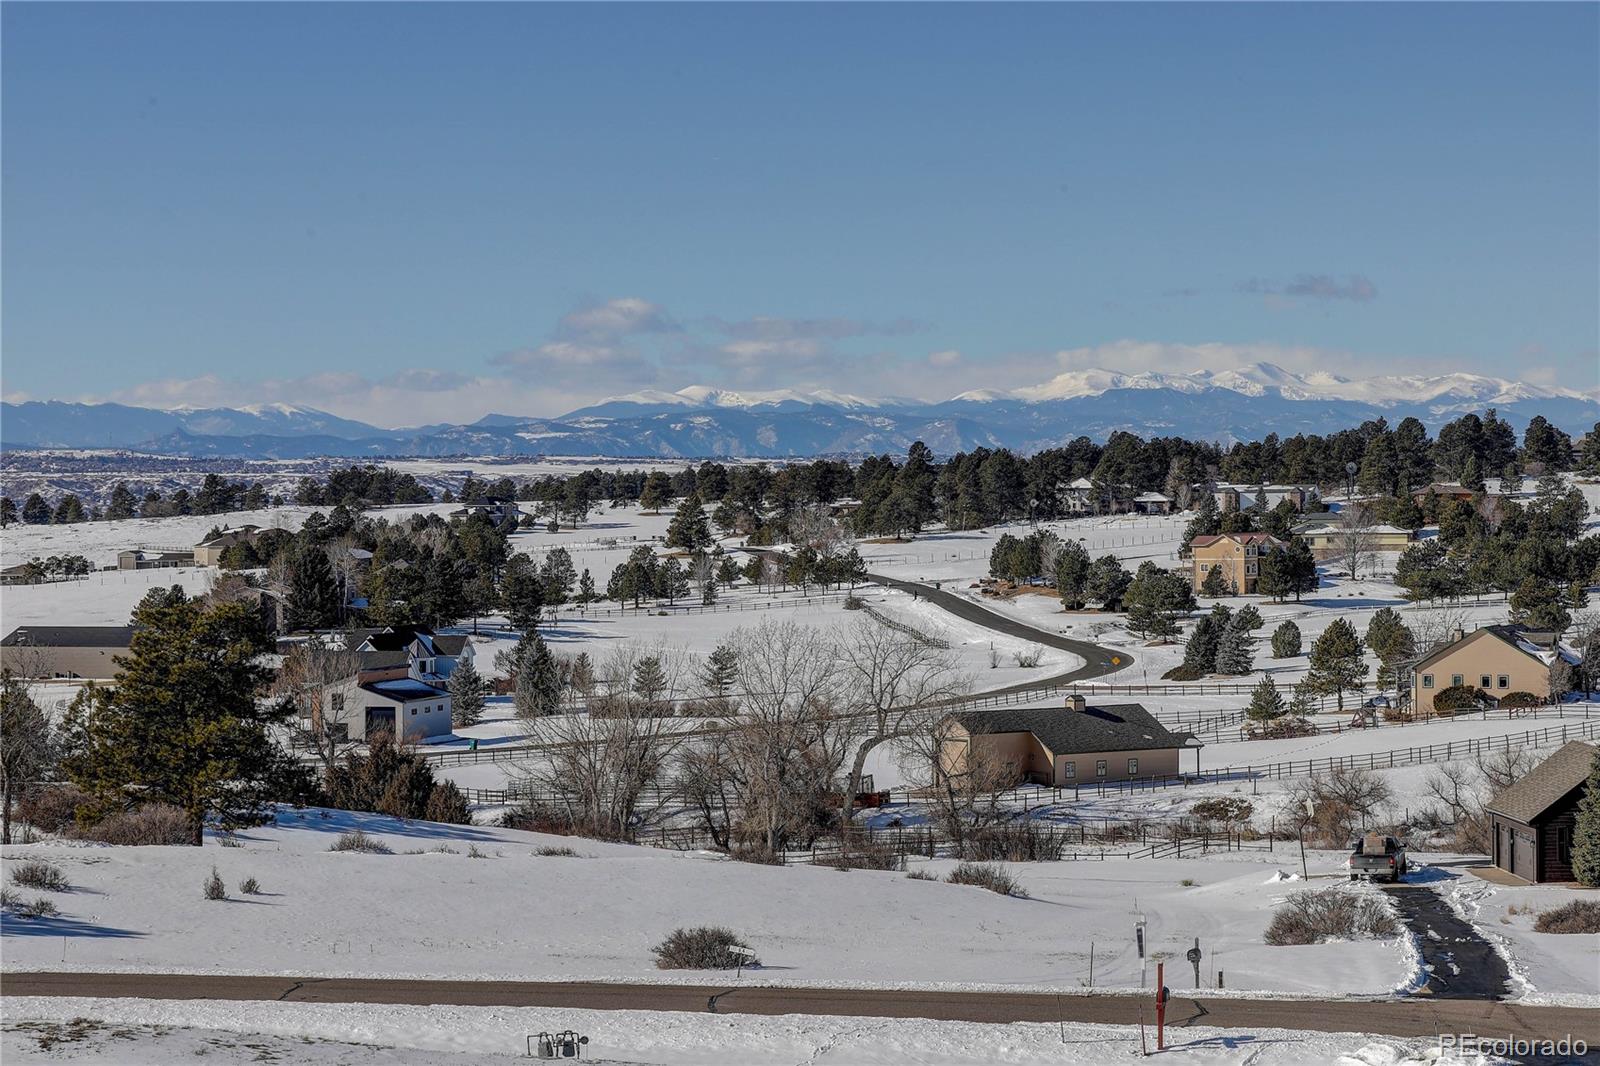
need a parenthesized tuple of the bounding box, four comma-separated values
(4, 364, 1595, 458)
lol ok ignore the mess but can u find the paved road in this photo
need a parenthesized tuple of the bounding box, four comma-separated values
(4, 972, 1594, 1046)
(863, 569, 1134, 694)
(1386, 885, 1514, 999)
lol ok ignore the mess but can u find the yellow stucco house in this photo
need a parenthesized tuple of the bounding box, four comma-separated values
(1188, 532, 1285, 595)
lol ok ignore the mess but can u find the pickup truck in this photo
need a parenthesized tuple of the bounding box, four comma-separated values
(1348, 833, 1408, 883)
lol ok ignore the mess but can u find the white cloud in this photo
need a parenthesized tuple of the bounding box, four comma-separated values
(556, 297, 677, 340)
(927, 349, 962, 367)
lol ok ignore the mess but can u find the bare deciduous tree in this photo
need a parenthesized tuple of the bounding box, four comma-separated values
(719, 620, 856, 856)
(1337, 507, 1378, 581)
(835, 617, 969, 802)
(273, 635, 364, 772)
(1282, 767, 1394, 848)
(897, 716, 1016, 856)
(513, 699, 686, 840)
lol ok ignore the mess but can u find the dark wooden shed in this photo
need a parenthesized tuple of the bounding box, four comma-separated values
(1485, 741, 1595, 884)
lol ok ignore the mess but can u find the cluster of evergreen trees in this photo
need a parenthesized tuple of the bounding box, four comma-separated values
(1393, 475, 1598, 631)
(2, 466, 432, 527)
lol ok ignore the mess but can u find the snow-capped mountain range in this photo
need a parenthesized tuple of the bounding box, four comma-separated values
(3, 364, 1594, 458)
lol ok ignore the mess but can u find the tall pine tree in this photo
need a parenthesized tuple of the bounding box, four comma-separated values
(62, 593, 306, 844)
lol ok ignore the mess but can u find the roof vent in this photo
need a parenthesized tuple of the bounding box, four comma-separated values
(1450, 627, 1466, 643)
(1065, 694, 1087, 712)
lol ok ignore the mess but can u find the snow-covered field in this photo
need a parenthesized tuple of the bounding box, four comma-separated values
(1446, 878, 1600, 1000)
(0, 997, 1520, 1066)
(0, 808, 1416, 998)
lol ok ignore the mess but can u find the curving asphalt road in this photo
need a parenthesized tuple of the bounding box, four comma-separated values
(863, 569, 1133, 695)
(3, 972, 1594, 1046)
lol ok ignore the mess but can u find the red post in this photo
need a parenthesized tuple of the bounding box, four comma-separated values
(1155, 961, 1165, 1051)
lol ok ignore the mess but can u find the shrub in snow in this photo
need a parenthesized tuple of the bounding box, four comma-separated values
(842, 595, 864, 611)
(946, 862, 1029, 898)
(1497, 691, 1542, 709)
(905, 869, 937, 881)
(6, 894, 59, 919)
(534, 845, 578, 857)
(829, 843, 902, 871)
(1431, 685, 1494, 715)
(964, 823, 1064, 862)
(69, 803, 193, 846)
(1263, 887, 1397, 945)
(1533, 900, 1600, 934)
(653, 926, 758, 970)
(1011, 646, 1045, 669)
(239, 877, 262, 895)
(9, 861, 69, 892)
(203, 867, 227, 901)
(329, 830, 392, 854)
(1190, 797, 1253, 827)
(17, 785, 93, 835)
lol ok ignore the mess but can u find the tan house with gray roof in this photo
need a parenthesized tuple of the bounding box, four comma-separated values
(938, 696, 1200, 787)
(1410, 625, 1576, 714)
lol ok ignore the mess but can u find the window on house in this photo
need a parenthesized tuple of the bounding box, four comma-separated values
(1095, 760, 1107, 778)
(1127, 758, 1138, 775)
(1451, 674, 1463, 688)
(1062, 761, 1075, 778)
(1480, 675, 1492, 690)
(1497, 675, 1509, 689)
(1422, 674, 1434, 689)
(330, 693, 344, 713)
(1557, 825, 1573, 864)
(410, 707, 417, 716)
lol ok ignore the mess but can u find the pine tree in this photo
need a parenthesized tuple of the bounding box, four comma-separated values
(633, 655, 669, 705)
(1200, 563, 1229, 597)
(1364, 608, 1405, 658)
(1, 672, 54, 845)
(639, 472, 674, 513)
(540, 547, 576, 607)
(701, 577, 717, 606)
(576, 568, 597, 605)
(1214, 616, 1255, 675)
(447, 658, 488, 727)
(1085, 555, 1132, 610)
(1054, 539, 1092, 609)
(106, 483, 138, 520)
(0, 497, 16, 526)
(1305, 617, 1368, 711)
(1270, 620, 1302, 658)
(286, 545, 341, 631)
(665, 492, 711, 551)
(1284, 537, 1319, 601)
(1570, 749, 1600, 887)
(700, 644, 739, 698)
(512, 632, 562, 720)
(22, 493, 49, 524)
(1181, 616, 1221, 675)
(716, 556, 741, 589)
(1123, 563, 1193, 640)
(60, 593, 307, 844)
(1246, 676, 1286, 722)
(1234, 604, 1263, 631)
(500, 555, 545, 630)
(1181, 493, 1220, 553)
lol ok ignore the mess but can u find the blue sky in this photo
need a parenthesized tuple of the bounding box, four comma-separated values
(4, 3, 1596, 425)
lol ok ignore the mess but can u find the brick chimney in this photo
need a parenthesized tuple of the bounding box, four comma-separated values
(1065, 694, 1087, 713)
(1450, 627, 1465, 643)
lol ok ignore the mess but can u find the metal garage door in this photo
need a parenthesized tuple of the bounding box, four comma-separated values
(1513, 830, 1537, 881)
